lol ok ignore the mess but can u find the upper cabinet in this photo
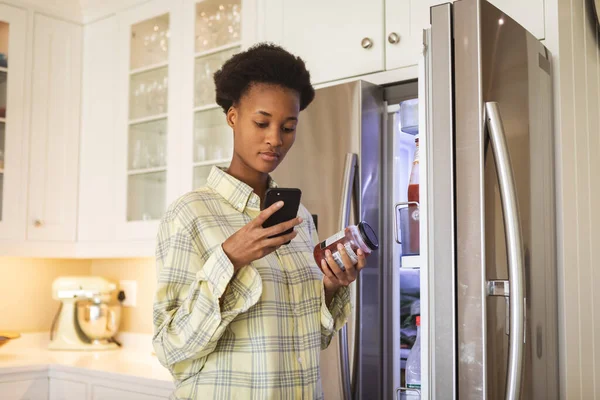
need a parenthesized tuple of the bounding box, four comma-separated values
(0, 5, 27, 241)
(179, 0, 242, 193)
(263, 0, 545, 83)
(261, 0, 385, 84)
(27, 15, 82, 241)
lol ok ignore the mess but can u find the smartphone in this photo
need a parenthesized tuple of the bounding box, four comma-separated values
(261, 188, 302, 244)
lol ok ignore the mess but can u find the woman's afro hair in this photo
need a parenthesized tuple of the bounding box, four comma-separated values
(213, 43, 315, 113)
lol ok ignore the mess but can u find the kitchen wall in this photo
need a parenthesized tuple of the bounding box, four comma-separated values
(0, 257, 156, 335)
(0, 258, 91, 332)
(544, 0, 600, 399)
(90, 258, 156, 334)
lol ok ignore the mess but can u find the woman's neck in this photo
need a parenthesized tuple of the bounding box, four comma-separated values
(226, 156, 269, 203)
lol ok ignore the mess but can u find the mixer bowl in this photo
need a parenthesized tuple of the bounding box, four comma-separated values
(76, 299, 122, 342)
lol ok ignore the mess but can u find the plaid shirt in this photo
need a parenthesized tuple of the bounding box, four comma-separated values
(153, 166, 351, 400)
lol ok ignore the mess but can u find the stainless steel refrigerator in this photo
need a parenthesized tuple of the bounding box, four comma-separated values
(271, 0, 559, 399)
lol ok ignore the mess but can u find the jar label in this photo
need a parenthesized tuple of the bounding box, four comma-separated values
(321, 230, 345, 250)
(331, 243, 358, 271)
(407, 384, 421, 389)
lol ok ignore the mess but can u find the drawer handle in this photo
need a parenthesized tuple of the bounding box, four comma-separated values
(34, 219, 44, 227)
(388, 32, 400, 44)
(361, 37, 373, 49)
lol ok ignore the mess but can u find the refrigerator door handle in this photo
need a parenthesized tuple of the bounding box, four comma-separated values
(485, 102, 526, 400)
(338, 153, 358, 400)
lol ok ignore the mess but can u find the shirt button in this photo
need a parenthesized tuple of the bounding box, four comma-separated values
(237, 203, 243, 209)
(297, 357, 303, 364)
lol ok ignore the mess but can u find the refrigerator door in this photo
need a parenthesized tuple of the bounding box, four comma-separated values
(271, 81, 384, 400)
(451, 0, 558, 399)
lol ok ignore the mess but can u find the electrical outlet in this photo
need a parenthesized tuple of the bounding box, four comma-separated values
(119, 280, 137, 307)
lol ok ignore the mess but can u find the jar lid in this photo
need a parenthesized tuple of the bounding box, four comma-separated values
(358, 221, 379, 250)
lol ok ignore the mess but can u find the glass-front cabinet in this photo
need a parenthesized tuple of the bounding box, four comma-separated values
(181, 0, 242, 191)
(116, 0, 183, 240)
(0, 5, 26, 240)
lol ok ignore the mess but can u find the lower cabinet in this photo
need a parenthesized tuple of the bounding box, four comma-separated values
(0, 379, 49, 400)
(91, 385, 167, 400)
(49, 378, 87, 400)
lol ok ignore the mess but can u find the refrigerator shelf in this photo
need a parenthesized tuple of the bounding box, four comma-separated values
(400, 255, 420, 269)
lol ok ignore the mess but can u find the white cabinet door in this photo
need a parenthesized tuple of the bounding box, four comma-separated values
(386, 0, 544, 71)
(488, 0, 545, 39)
(49, 378, 87, 400)
(0, 379, 49, 400)
(114, 0, 184, 241)
(262, 0, 384, 84)
(92, 385, 167, 400)
(0, 4, 27, 240)
(27, 14, 82, 241)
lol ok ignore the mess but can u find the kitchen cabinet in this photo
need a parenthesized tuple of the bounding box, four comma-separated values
(0, 4, 27, 241)
(0, 379, 48, 400)
(49, 378, 87, 400)
(27, 14, 82, 241)
(262, 0, 545, 83)
(260, 0, 385, 84)
(78, 0, 256, 253)
(92, 385, 167, 400)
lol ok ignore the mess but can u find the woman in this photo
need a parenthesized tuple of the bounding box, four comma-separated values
(153, 43, 367, 400)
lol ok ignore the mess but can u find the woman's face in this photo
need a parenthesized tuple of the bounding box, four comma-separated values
(227, 83, 300, 174)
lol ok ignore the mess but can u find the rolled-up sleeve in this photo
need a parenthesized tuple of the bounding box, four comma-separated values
(152, 206, 262, 380)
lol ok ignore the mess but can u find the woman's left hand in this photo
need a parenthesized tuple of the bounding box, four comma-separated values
(321, 244, 367, 298)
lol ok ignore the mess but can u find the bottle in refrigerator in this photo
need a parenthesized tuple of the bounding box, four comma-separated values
(405, 315, 421, 396)
(407, 137, 420, 255)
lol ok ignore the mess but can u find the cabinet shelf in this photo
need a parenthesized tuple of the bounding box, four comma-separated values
(0, 168, 4, 174)
(193, 158, 230, 168)
(130, 60, 169, 76)
(195, 42, 241, 59)
(129, 113, 168, 126)
(0, 118, 5, 123)
(0, 67, 7, 73)
(127, 166, 167, 176)
(193, 103, 219, 113)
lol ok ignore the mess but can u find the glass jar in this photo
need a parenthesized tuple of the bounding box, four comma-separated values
(313, 221, 378, 271)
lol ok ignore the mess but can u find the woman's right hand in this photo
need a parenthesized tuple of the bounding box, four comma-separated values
(222, 201, 303, 272)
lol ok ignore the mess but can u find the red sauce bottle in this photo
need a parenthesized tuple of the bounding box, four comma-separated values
(313, 221, 379, 271)
(407, 137, 420, 255)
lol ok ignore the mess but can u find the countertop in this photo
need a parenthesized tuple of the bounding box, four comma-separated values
(0, 332, 173, 388)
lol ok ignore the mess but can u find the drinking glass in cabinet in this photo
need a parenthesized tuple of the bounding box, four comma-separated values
(127, 171, 166, 221)
(194, 108, 233, 162)
(129, 119, 167, 170)
(195, 0, 241, 53)
(194, 47, 238, 107)
(129, 66, 168, 120)
(130, 14, 170, 71)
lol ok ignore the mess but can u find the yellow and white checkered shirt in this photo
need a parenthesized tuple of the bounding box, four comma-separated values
(153, 166, 351, 400)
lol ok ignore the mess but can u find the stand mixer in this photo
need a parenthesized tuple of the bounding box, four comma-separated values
(49, 276, 124, 351)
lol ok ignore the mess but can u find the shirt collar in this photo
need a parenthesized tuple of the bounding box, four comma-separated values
(206, 166, 278, 212)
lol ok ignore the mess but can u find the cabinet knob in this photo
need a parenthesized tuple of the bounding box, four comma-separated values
(361, 37, 373, 49)
(388, 32, 400, 44)
(34, 219, 43, 228)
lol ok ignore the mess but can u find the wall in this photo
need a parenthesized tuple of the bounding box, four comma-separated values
(90, 258, 155, 334)
(544, 0, 600, 398)
(0, 258, 91, 332)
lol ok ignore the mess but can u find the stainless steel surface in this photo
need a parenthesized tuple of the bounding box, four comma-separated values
(427, 4, 457, 399)
(387, 32, 400, 44)
(453, 0, 558, 399)
(487, 280, 510, 297)
(361, 37, 373, 49)
(486, 101, 526, 400)
(271, 81, 383, 400)
(393, 201, 419, 244)
(338, 153, 357, 400)
(76, 299, 121, 342)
